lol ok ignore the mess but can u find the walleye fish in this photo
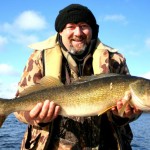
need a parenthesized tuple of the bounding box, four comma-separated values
(0, 73, 150, 127)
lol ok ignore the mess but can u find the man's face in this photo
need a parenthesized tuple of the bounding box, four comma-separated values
(59, 22, 92, 54)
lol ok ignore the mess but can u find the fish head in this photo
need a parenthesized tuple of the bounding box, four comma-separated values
(130, 79, 150, 111)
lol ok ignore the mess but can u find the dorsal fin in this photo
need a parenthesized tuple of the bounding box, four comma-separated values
(19, 76, 63, 97)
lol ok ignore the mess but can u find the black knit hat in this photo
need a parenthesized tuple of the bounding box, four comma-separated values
(55, 4, 99, 39)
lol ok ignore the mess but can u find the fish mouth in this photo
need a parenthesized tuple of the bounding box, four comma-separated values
(130, 88, 150, 111)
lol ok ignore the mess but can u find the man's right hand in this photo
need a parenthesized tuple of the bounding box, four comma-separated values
(24, 100, 61, 125)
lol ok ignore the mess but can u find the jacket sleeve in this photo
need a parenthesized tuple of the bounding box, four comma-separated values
(14, 50, 44, 125)
(109, 52, 130, 75)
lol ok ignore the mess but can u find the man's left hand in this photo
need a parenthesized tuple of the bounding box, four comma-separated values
(111, 91, 142, 118)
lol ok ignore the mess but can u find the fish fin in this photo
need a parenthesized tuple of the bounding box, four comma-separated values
(39, 76, 63, 87)
(20, 76, 63, 96)
(118, 91, 132, 117)
(98, 107, 113, 116)
(0, 115, 7, 128)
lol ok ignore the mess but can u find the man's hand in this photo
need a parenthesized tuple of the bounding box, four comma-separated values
(111, 91, 141, 118)
(24, 100, 61, 125)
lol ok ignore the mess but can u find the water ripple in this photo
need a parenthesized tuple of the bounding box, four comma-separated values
(0, 113, 150, 149)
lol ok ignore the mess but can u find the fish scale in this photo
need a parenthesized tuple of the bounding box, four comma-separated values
(0, 73, 150, 127)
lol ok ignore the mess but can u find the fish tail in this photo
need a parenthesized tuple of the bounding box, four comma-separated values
(0, 98, 10, 127)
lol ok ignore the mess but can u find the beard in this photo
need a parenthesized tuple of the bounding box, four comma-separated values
(69, 43, 87, 55)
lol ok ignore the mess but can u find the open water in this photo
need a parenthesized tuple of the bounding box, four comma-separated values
(0, 113, 150, 150)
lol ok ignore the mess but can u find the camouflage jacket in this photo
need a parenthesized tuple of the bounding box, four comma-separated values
(15, 35, 138, 150)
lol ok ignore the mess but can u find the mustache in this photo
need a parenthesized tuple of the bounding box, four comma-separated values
(71, 36, 86, 41)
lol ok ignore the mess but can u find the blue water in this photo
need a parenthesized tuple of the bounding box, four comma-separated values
(0, 114, 27, 150)
(0, 113, 150, 150)
(131, 113, 150, 150)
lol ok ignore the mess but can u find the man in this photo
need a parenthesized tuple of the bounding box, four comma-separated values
(15, 4, 141, 150)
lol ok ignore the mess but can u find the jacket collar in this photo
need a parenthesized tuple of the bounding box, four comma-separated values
(28, 34, 118, 53)
(28, 34, 58, 50)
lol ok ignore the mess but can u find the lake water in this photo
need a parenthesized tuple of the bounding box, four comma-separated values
(0, 113, 150, 150)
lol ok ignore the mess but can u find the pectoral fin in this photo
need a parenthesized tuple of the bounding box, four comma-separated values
(118, 91, 132, 117)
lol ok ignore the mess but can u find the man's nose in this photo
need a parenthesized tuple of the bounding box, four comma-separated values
(74, 26, 84, 36)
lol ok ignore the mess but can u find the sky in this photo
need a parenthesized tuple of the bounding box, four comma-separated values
(0, 0, 150, 98)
